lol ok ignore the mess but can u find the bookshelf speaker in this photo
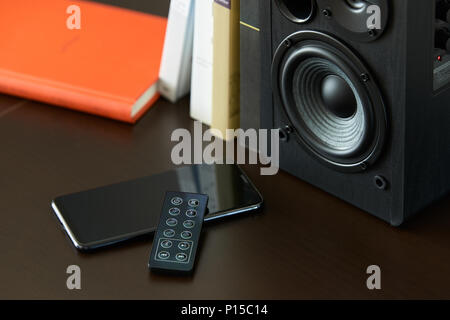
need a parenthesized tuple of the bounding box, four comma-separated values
(240, 0, 450, 225)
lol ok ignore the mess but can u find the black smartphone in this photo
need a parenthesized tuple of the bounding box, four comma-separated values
(51, 164, 263, 250)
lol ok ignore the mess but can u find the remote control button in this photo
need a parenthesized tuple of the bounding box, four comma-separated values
(181, 231, 192, 239)
(183, 220, 195, 229)
(160, 240, 172, 249)
(158, 251, 170, 260)
(171, 197, 183, 205)
(188, 199, 199, 207)
(176, 253, 188, 262)
(169, 207, 180, 216)
(186, 209, 197, 218)
(178, 242, 190, 250)
(163, 229, 175, 238)
(166, 218, 178, 227)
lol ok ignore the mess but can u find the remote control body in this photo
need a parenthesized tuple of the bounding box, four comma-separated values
(148, 191, 208, 274)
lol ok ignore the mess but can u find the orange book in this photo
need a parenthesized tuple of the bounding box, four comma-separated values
(0, 0, 167, 123)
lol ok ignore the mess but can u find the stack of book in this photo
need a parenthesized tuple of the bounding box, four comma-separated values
(0, 0, 241, 137)
(159, 0, 241, 140)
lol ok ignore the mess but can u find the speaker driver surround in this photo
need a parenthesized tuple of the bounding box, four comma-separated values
(272, 31, 387, 172)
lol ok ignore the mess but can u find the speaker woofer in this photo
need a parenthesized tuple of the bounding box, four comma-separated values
(272, 31, 387, 172)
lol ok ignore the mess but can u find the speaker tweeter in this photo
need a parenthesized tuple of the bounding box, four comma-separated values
(319, 0, 389, 42)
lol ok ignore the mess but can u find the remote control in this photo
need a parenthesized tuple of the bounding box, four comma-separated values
(148, 191, 208, 274)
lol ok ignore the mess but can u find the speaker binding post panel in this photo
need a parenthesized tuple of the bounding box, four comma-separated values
(240, 0, 450, 225)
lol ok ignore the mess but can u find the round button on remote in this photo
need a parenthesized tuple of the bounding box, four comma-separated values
(169, 207, 180, 216)
(188, 199, 199, 207)
(186, 209, 197, 218)
(178, 242, 190, 250)
(176, 253, 188, 261)
(171, 197, 183, 206)
(160, 240, 172, 249)
(158, 251, 170, 260)
(163, 229, 175, 238)
(166, 218, 178, 227)
(181, 231, 192, 239)
(183, 220, 195, 229)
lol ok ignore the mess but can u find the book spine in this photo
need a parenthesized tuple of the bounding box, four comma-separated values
(158, 0, 195, 103)
(190, 0, 214, 125)
(211, 0, 241, 141)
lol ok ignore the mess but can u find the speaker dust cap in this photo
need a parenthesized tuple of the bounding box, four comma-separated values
(272, 31, 387, 172)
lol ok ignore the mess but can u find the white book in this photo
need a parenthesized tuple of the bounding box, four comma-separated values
(158, 0, 195, 103)
(190, 0, 214, 125)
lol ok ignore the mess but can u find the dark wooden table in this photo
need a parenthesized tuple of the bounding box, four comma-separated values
(2, 1, 450, 300)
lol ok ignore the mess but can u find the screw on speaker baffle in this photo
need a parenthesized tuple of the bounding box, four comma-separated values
(284, 125, 293, 134)
(360, 73, 370, 82)
(322, 9, 332, 17)
(279, 125, 292, 142)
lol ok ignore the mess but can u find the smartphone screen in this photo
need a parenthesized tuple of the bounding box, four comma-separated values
(52, 164, 263, 250)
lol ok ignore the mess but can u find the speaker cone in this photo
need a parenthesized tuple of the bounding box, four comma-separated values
(272, 31, 387, 171)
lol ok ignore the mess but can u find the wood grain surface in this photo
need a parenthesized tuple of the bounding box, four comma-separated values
(1, 1, 450, 300)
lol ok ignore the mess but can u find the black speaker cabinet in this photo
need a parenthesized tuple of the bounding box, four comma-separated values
(240, 0, 450, 225)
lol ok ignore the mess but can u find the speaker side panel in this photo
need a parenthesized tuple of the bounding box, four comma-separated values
(271, 0, 409, 224)
(240, 0, 262, 132)
(260, 0, 274, 132)
(403, 0, 450, 219)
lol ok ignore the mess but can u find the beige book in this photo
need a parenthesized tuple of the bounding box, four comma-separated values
(211, 0, 240, 141)
(190, 0, 214, 125)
